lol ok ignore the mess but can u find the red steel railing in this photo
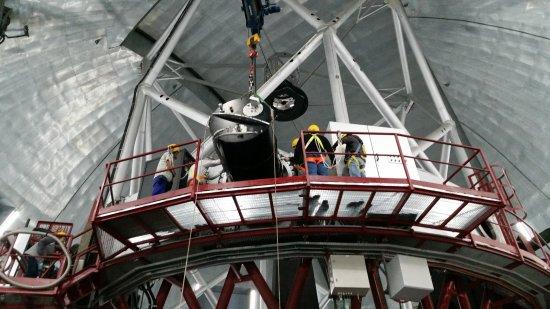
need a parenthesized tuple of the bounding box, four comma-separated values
(92, 140, 201, 220)
(2, 132, 547, 299)
(299, 130, 500, 194)
(89, 132, 547, 269)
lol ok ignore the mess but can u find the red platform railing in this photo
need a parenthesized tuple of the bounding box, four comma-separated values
(299, 130, 500, 193)
(1, 133, 548, 306)
(466, 163, 549, 268)
(88, 132, 516, 258)
(91, 140, 201, 219)
(84, 132, 550, 274)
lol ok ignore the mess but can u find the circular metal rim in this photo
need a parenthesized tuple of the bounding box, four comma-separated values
(97, 236, 549, 303)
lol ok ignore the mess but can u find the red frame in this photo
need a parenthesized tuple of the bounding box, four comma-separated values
(1, 133, 548, 307)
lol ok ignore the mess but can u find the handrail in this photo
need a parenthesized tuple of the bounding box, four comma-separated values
(96, 139, 201, 210)
(89, 133, 550, 271)
(298, 130, 499, 199)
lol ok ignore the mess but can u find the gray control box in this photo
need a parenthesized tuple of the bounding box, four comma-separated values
(328, 255, 370, 296)
(387, 255, 434, 302)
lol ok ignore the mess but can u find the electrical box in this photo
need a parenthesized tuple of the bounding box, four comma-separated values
(328, 255, 370, 296)
(386, 255, 434, 302)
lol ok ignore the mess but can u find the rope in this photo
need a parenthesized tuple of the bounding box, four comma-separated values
(179, 126, 209, 305)
(270, 109, 282, 308)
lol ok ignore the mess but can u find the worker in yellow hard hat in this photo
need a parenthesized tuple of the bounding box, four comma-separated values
(293, 124, 334, 176)
(286, 137, 305, 176)
(152, 144, 181, 195)
(333, 132, 367, 177)
(291, 137, 299, 149)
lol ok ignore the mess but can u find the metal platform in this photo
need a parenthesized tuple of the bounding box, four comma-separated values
(95, 175, 502, 258)
(1, 136, 549, 308)
(87, 173, 549, 304)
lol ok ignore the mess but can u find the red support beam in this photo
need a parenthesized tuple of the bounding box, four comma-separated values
(351, 296, 362, 309)
(331, 191, 344, 219)
(244, 262, 279, 309)
(436, 279, 455, 309)
(156, 279, 173, 309)
(216, 267, 237, 309)
(480, 294, 492, 309)
(456, 282, 472, 309)
(421, 295, 435, 309)
(182, 278, 201, 309)
(456, 291, 471, 309)
(366, 260, 388, 309)
(285, 258, 312, 309)
(115, 295, 129, 309)
(392, 192, 412, 216)
(495, 210, 516, 246)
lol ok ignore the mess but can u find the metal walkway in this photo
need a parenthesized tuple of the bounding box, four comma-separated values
(1, 138, 549, 308)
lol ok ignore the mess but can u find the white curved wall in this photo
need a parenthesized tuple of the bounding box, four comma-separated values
(0, 0, 155, 228)
(407, 0, 550, 231)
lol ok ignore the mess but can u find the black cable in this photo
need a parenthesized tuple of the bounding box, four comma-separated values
(258, 42, 272, 76)
(138, 285, 152, 309)
(53, 81, 185, 221)
(146, 281, 156, 308)
(409, 16, 550, 42)
(458, 120, 550, 203)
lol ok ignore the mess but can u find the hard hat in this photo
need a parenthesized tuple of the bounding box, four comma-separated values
(308, 124, 320, 132)
(291, 137, 299, 149)
(168, 144, 181, 154)
(54, 228, 68, 237)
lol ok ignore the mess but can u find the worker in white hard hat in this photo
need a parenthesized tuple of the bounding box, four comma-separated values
(152, 144, 181, 195)
(293, 124, 334, 176)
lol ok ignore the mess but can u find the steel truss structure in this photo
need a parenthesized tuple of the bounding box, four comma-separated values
(113, 0, 473, 196)
(0, 0, 549, 308)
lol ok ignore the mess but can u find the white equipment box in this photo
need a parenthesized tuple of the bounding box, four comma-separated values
(326, 122, 419, 180)
(328, 255, 370, 296)
(386, 255, 434, 302)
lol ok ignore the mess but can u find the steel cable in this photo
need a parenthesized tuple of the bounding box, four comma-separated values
(179, 125, 209, 305)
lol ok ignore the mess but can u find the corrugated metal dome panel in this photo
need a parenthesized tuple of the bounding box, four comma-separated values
(0, 0, 156, 229)
(0, 0, 548, 233)
(406, 0, 550, 231)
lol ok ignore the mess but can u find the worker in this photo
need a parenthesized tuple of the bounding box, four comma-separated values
(24, 228, 68, 278)
(293, 124, 334, 176)
(288, 137, 305, 175)
(152, 144, 180, 196)
(333, 133, 367, 177)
